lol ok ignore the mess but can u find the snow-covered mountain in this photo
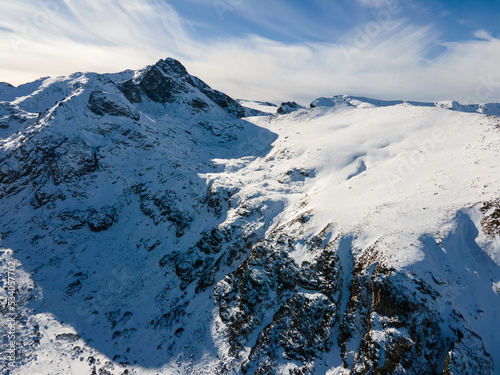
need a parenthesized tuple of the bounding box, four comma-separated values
(1, 58, 499, 375)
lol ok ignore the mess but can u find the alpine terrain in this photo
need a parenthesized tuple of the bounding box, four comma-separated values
(1, 58, 499, 375)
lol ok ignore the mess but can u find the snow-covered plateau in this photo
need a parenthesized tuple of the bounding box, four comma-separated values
(0, 58, 499, 375)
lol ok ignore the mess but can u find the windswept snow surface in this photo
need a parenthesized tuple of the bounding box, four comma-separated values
(248, 103, 500, 266)
(237, 99, 278, 115)
(1, 63, 500, 374)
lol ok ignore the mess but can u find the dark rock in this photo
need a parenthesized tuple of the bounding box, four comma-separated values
(242, 293, 337, 373)
(173, 252, 214, 290)
(138, 63, 189, 104)
(194, 228, 228, 255)
(88, 90, 140, 121)
(58, 210, 87, 231)
(132, 187, 193, 236)
(442, 329, 494, 375)
(340, 260, 452, 375)
(480, 198, 500, 237)
(65, 279, 82, 295)
(119, 80, 143, 103)
(277, 101, 305, 114)
(118, 58, 246, 118)
(0, 135, 100, 197)
(189, 98, 209, 110)
(30, 190, 66, 209)
(55, 333, 80, 342)
(174, 328, 184, 337)
(205, 183, 233, 217)
(87, 206, 117, 232)
(150, 300, 188, 330)
(195, 83, 245, 118)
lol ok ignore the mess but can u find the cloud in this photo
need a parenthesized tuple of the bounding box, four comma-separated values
(0, 0, 197, 84)
(185, 22, 500, 105)
(474, 29, 494, 41)
(1, 0, 500, 105)
(355, 0, 394, 8)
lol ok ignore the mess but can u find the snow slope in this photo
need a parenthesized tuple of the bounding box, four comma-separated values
(1, 61, 500, 375)
(237, 100, 278, 115)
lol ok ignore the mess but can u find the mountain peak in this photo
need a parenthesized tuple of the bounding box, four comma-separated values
(153, 57, 189, 77)
(113, 57, 245, 117)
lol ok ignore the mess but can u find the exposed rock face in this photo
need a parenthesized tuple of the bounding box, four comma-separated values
(481, 199, 500, 237)
(277, 101, 305, 114)
(0, 134, 99, 198)
(212, 219, 497, 375)
(88, 90, 140, 120)
(87, 206, 118, 232)
(119, 58, 246, 118)
(137, 59, 191, 103)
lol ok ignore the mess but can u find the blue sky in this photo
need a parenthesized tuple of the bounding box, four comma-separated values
(173, 0, 500, 44)
(1, 0, 499, 103)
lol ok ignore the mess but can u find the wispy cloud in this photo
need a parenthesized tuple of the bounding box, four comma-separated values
(0, 0, 197, 83)
(0, 0, 499, 105)
(474, 29, 494, 41)
(355, 0, 394, 8)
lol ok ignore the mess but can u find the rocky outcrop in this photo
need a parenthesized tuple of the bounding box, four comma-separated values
(87, 206, 118, 232)
(131, 184, 193, 236)
(214, 214, 350, 372)
(277, 101, 305, 114)
(214, 213, 496, 374)
(481, 199, 500, 237)
(119, 58, 246, 118)
(137, 59, 191, 104)
(88, 90, 140, 120)
(0, 134, 99, 198)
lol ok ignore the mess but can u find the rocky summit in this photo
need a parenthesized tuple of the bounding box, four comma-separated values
(1, 59, 499, 375)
